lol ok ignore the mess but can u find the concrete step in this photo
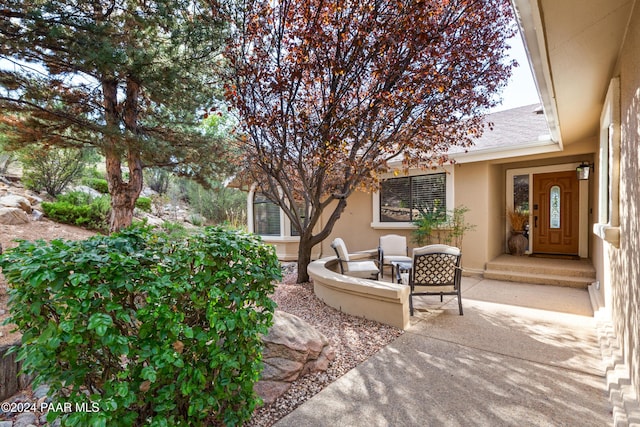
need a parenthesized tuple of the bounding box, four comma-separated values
(483, 269, 594, 289)
(484, 255, 596, 288)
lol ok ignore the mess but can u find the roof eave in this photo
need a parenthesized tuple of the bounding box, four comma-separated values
(511, 0, 563, 149)
(448, 137, 561, 164)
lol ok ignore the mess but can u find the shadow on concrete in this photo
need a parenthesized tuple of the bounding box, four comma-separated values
(276, 278, 612, 427)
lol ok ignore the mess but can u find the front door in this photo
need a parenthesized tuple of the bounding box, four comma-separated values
(532, 171, 580, 255)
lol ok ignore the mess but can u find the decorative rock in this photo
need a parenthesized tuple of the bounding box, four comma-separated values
(0, 195, 32, 214)
(23, 191, 43, 205)
(33, 384, 50, 399)
(253, 380, 292, 405)
(0, 207, 30, 225)
(13, 411, 37, 427)
(140, 187, 158, 197)
(255, 311, 335, 404)
(31, 210, 43, 221)
(135, 211, 164, 226)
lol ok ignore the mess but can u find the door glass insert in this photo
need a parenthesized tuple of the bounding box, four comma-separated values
(513, 175, 530, 240)
(513, 175, 529, 213)
(550, 185, 561, 229)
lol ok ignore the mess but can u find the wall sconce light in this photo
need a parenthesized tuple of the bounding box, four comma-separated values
(576, 162, 593, 180)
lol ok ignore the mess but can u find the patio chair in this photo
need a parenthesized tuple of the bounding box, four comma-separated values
(378, 234, 411, 278)
(403, 244, 463, 316)
(330, 238, 380, 280)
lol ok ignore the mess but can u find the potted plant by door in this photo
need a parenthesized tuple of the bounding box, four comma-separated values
(507, 209, 529, 256)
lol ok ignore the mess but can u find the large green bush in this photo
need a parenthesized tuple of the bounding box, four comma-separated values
(135, 197, 152, 213)
(0, 225, 280, 426)
(41, 192, 110, 232)
(81, 177, 109, 194)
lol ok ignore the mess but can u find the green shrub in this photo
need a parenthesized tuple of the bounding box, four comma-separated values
(0, 225, 281, 427)
(159, 221, 190, 240)
(42, 193, 110, 232)
(413, 204, 475, 248)
(135, 196, 152, 213)
(56, 191, 94, 205)
(83, 166, 106, 180)
(82, 177, 109, 194)
(20, 147, 89, 196)
(144, 168, 171, 194)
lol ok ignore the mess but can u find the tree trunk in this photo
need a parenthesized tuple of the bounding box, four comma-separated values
(102, 77, 144, 233)
(109, 186, 137, 231)
(296, 237, 313, 283)
(294, 198, 348, 283)
(105, 148, 144, 232)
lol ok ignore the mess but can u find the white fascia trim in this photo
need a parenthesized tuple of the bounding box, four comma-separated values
(448, 137, 561, 164)
(386, 137, 560, 168)
(511, 0, 563, 148)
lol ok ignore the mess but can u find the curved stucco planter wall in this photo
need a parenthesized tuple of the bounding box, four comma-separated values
(307, 257, 410, 330)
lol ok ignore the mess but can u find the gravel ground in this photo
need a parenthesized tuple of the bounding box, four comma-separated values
(247, 268, 404, 426)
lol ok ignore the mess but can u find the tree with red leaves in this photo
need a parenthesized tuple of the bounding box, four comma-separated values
(226, 0, 517, 283)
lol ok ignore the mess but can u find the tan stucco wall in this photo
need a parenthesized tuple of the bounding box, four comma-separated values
(319, 150, 598, 274)
(452, 162, 497, 272)
(609, 4, 640, 400)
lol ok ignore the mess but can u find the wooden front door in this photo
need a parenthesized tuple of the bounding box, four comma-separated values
(532, 171, 580, 255)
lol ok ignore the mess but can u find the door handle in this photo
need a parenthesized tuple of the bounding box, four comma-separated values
(534, 216, 538, 228)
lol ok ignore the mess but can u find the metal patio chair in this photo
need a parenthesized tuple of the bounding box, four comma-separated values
(403, 244, 463, 315)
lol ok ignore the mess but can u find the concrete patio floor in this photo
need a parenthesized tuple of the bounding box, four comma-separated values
(275, 277, 613, 426)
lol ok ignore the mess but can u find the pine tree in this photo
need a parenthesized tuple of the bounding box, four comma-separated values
(0, 0, 230, 230)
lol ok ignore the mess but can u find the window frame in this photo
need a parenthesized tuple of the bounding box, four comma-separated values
(593, 77, 621, 247)
(252, 192, 281, 236)
(371, 166, 454, 229)
(247, 185, 301, 242)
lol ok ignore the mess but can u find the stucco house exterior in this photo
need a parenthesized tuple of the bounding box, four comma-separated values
(511, 0, 640, 420)
(245, 0, 640, 417)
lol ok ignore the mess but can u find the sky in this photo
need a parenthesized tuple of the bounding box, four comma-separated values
(493, 31, 541, 112)
(1, 27, 540, 113)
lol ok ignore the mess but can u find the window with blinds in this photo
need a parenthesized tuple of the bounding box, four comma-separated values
(380, 173, 446, 222)
(253, 193, 281, 235)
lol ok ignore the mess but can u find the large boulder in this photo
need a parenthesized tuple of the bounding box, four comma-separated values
(0, 207, 30, 225)
(255, 311, 335, 404)
(0, 194, 32, 214)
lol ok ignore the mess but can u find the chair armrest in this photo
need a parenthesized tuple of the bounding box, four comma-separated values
(349, 252, 374, 261)
(344, 258, 380, 267)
